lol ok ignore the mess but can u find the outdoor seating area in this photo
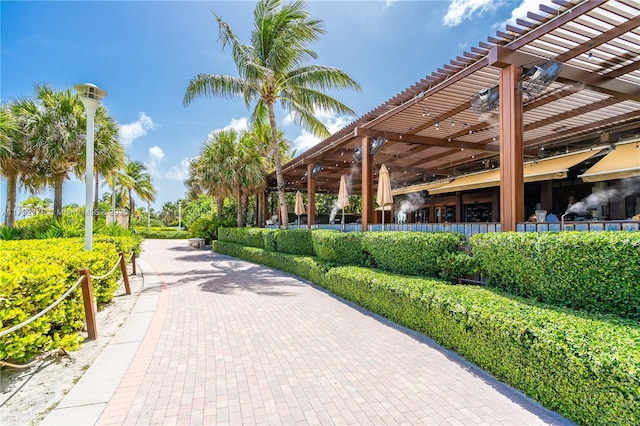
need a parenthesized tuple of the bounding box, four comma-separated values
(261, 0, 640, 233)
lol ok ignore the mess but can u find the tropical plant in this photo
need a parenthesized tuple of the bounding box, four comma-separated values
(183, 0, 361, 229)
(193, 129, 265, 227)
(118, 161, 156, 229)
(1, 99, 42, 226)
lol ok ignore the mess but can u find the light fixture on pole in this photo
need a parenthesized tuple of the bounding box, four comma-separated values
(74, 83, 107, 251)
(178, 200, 182, 231)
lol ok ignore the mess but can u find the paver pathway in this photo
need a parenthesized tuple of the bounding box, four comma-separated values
(96, 239, 570, 425)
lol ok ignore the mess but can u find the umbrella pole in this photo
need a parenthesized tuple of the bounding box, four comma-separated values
(382, 207, 385, 231)
(297, 215, 300, 229)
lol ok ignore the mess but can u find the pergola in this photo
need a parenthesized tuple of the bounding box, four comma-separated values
(265, 0, 640, 231)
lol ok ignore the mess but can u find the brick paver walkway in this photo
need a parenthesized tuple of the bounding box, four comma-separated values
(97, 239, 569, 425)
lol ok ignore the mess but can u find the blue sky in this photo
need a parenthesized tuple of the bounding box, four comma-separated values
(1, 0, 545, 211)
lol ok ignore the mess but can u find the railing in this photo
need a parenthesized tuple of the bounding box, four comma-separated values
(517, 220, 640, 232)
(0, 249, 137, 369)
(270, 220, 639, 235)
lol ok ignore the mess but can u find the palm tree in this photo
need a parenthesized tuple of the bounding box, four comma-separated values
(193, 128, 264, 227)
(29, 85, 86, 219)
(183, 0, 360, 229)
(91, 106, 124, 222)
(119, 160, 156, 228)
(1, 99, 42, 226)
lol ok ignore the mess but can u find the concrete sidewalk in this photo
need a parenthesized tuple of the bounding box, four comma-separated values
(45, 239, 571, 425)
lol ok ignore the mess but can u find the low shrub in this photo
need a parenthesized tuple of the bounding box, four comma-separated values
(436, 251, 479, 283)
(136, 229, 190, 239)
(275, 229, 314, 256)
(361, 232, 466, 277)
(217, 227, 273, 249)
(0, 238, 132, 363)
(188, 217, 219, 244)
(311, 230, 366, 265)
(471, 231, 640, 319)
(212, 241, 640, 426)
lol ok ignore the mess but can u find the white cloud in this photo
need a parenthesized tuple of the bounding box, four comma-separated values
(443, 0, 494, 27)
(118, 112, 157, 147)
(495, 0, 556, 29)
(145, 145, 165, 178)
(165, 157, 192, 181)
(290, 112, 352, 154)
(207, 117, 249, 139)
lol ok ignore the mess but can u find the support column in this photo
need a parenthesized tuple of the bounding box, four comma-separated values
(499, 64, 524, 232)
(307, 164, 316, 227)
(262, 192, 269, 227)
(361, 137, 373, 231)
(455, 192, 462, 222)
(540, 181, 553, 212)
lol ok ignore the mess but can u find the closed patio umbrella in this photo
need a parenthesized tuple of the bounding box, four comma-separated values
(376, 164, 393, 230)
(294, 191, 305, 228)
(337, 175, 349, 231)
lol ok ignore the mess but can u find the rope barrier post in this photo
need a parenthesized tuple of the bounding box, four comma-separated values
(79, 268, 98, 340)
(130, 248, 137, 275)
(119, 252, 132, 295)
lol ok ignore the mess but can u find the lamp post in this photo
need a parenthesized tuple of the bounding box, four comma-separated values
(74, 83, 107, 251)
(178, 201, 182, 231)
(111, 170, 117, 226)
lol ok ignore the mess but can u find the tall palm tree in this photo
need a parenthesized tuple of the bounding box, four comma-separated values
(1, 99, 42, 226)
(91, 106, 125, 222)
(30, 85, 85, 219)
(119, 160, 156, 228)
(183, 0, 360, 229)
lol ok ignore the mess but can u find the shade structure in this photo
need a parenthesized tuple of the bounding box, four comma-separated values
(376, 164, 393, 228)
(294, 191, 305, 228)
(429, 149, 604, 196)
(523, 149, 603, 183)
(391, 178, 454, 196)
(579, 140, 640, 183)
(337, 175, 349, 230)
(429, 169, 501, 195)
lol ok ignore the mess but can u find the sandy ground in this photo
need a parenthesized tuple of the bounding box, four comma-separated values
(1, 271, 146, 426)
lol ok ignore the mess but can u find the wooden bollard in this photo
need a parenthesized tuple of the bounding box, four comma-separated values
(119, 252, 132, 295)
(130, 248, 137, 276)
(78, 268, 98, 340)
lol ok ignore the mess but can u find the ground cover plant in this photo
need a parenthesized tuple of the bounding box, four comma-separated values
(0, 237, 138, 363)
(213, 229, 640, 425)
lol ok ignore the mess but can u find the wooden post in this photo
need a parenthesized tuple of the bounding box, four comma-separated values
(307, 163, 316, 228)
(130, 248, 137, 276)
(79, 268, 97, 340)
(361, 136, 373, 231)
(119, 252, 131, 295)
(499, 64, 524, 231)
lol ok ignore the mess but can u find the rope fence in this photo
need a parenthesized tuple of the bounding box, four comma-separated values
(0, 248, 139, 369)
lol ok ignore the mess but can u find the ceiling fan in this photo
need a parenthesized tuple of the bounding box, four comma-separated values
(471, 85, 500, 113)
(353, 136, 387, 162)
(518, 60, 563, 101)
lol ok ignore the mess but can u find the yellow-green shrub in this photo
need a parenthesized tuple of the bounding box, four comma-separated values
(0, 238, 133, 363)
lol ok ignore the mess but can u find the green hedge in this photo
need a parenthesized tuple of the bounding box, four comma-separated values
(213, 240, 640, 426)
(311, 230, 367, 265)
(275, 229, 314, 256)
(0, 237, 136, 363)
(217, 227, 266, 249)
(361, 232, 466, 277)
(471, 231, 640, 319)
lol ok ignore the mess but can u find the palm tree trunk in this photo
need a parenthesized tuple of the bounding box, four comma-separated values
(53, 173, 64, 219)
(216, 198, 223, 222)
(267, 103, 288, 229)
(128, 189, 134, 229)
(5, 174, 17, 227)
(236, 186, 243, 228)
(94, 172, 100, 223)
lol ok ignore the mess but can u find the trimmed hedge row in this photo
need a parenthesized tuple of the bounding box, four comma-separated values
(0, 237, 138, 363)
(220, 228, 466, 278)
(471, 231, 640, 320)
(213, 240, 640, 426)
